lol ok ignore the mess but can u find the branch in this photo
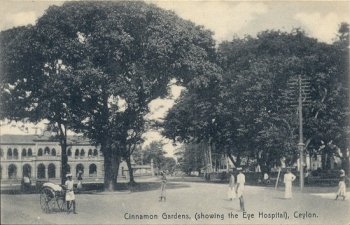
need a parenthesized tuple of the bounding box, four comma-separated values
(314, 88, 327, 119)
(226, 149, 237, 167)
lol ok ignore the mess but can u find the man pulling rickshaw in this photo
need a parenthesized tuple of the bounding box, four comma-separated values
(64, 173, 78, 214)
(39, 173, 78, 214)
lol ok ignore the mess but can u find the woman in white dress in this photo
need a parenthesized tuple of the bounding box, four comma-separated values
(227, 172, 236, 200)
(335, 169, 347, 200)
(284, 169, 296, 199)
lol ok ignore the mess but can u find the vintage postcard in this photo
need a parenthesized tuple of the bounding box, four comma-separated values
(1, 1, 349, 225)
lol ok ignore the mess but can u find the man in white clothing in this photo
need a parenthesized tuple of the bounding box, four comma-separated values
(65, 173, 77, 214)
(236, 168, 245, 211)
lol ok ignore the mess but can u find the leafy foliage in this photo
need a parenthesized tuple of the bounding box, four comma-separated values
(0, 1, 219, 188)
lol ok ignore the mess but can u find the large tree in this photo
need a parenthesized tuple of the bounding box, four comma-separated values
(0, 1, 220, 190)
(0, 25, 79, 184)
(164, 28, 349, 173)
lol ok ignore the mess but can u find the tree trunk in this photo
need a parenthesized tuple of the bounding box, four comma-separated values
(226, 151, 237, 167)
(126, 155, 135, 184)
(58, 123, 68, 185)
(60, 143, 68, 185)
(342, 153, 350, 175)
(236, 154, 241, 167)
(104, 148, 119, 191)
(104, 152, 115, 191)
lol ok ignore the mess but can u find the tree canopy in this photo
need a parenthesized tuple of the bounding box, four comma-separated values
(163, 27, 350, 173)
(0, 1, 221, 189)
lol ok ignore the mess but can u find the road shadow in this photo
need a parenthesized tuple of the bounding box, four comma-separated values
(273, 197, 289, 200)
(222, 206, 240, 212)
(125, 182, 191, 192)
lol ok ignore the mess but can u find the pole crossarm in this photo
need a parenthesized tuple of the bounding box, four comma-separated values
(284, 74, 311, 191)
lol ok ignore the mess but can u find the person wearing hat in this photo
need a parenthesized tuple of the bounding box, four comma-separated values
(283, 168, 296, 199)
(335, 169, 347, 200)
(159, 171, 167, 202)
(235, 167, 245, 211)
(65, 173, 77, 214)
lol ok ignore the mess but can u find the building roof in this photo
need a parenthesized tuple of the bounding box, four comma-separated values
(0, 134, 91, 145)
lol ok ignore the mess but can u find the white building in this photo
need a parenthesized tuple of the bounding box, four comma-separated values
(0, 135, 155, 190)
(0, 135, 104, 188)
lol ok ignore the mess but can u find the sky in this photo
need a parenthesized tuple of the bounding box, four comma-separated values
(1, 0, 349, 156)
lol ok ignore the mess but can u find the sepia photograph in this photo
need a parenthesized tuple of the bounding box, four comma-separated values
(0, 1, 349, 224)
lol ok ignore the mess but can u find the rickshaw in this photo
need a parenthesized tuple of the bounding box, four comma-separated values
(39, 182, 66, 213)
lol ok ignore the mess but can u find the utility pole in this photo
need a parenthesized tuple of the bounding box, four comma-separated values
(285, 75, 310, 191)
(297, 74, 305, 191)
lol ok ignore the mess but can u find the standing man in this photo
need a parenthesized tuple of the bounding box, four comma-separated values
(65, 173, 78, 214)
(77, 170, 83, 192)
(283, 168, 296, 199)
(236, 168, 245, 211)
(159, 171, 167, 202)
(227, 171, 236, 200)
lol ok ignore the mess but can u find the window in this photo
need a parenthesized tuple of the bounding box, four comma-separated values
(44, 147, 50, 155)
(38, 148, 43, 156)
(51, 148, 56, 156)
(23, 164, 32, 177)
(8, 164, 17, 179)
(93, 149, 98, 157)
(48, 164, 56, 178)
(75, 149, 79, 158)
(67, 148, 72, 156)
(88, 149, 93, 157)
(0, 148, 4, 158)
(22, 148, 27, 157)
(7, 148, 12, 159)
(89, 164, 97, 177)
(76, 164, 84, 176)
(13, 148, 18, 159)
(66, 164, 71, 173)
(80, 149, 85, 157)
(28, 148, 32, 157)
(37, 164, 45, 179)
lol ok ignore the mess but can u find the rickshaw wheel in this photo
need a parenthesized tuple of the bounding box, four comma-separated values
(40, 188, 55, 213)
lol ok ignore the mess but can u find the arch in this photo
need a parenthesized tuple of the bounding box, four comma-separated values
(93, 149, 98, 157)
(67, 148, 72, 156)
(80, 149, 85, 157)
(8, 164, 17, 179)
(23, 164, 32, 177)
(7, 148, 12, 159)
(76, 164, 84, 175)
(22, 148, 27, 157)
(88, 149, 93, 157)
(28, 148, 33, 157)
(37, 148, 43, 156)
(75, 149, 79, 156)
(37, 164, 45, 179)
(13, 148, 18, 159)
(44, 147, 50, 155)
(51, 148, 56, 156)
(89, 164, 97, 177)
(48, 163, 56, 178)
